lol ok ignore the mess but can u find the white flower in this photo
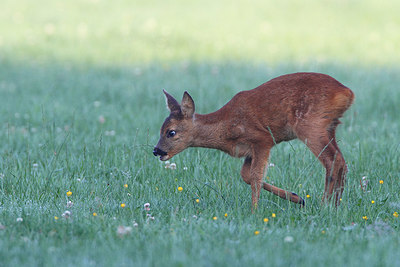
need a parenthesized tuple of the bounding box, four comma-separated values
(144, 203, 150, 211)
(164, 161, 171, 169)
(62, 210, 71, 218)
(98, 115, 105, 124)
(183, 167, 188, 171)
(164, 161, 177, 170)
(16, 217, 23, 222)
(117, 226, 133, 236)
(361, 176, 369, 191)
(66, 201, 73, 208)
(169, 163, 177, 170)
(105, 130, 116, 136)
(284, 236, 294, 243)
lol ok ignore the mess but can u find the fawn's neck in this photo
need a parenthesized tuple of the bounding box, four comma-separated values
(191, 111, 230, 152)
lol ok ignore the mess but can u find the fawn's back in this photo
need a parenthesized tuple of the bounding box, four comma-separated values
(221, 72, 354, 144)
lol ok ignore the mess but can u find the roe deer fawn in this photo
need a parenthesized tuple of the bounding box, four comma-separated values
(153, 72, 354, 209)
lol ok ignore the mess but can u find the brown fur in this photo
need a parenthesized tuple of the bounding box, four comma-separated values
(154, 72, 354, 210)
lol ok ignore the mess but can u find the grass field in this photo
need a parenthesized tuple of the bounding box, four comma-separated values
(1, 0, 400, 266)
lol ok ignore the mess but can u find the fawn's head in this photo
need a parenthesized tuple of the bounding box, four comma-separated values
(153, 90, 196, 161)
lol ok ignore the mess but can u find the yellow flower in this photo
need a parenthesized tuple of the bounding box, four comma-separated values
(306, 195, 310, 198)
(254, 231, 260, 235)
(362, 216, 368, 220)
(177, 186, 183, 192)
(121, 203, 126, 208)
(379, 180, 384, 184)
(54, 216, 59, 220)
(263, 218, 269, 223)
(66, 191, 72, 197)
(272, 213, 276, 218)
(124, 184, 128, 188)
(224, 213, 228, 218)
(93, 213, 97, 217)
(371, 200, 375, 204)
(195, 199, 200, 203)
(393, 212, 399, 218)
(213, 216, 217, 221)
(321, 230, 326, 234)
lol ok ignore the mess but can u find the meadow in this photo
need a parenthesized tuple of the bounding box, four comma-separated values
(0, 0, 399, 266)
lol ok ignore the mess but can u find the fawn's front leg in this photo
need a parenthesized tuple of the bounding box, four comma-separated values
(249, 146, 271, 211)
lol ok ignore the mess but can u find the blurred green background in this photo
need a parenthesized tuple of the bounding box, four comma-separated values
(2, 0, 400, 65)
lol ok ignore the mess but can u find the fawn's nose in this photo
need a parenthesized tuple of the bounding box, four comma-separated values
(153, 147, 167, 157)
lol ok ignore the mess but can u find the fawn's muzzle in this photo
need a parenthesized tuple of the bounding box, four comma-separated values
(153, 147, 167, 157)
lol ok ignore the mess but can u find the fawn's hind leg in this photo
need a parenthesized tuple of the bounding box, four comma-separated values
(300, 129, 347, 206)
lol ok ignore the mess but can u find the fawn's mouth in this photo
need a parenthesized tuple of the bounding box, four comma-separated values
(159, 155, 170, 161)
(153, 147, 169, 161)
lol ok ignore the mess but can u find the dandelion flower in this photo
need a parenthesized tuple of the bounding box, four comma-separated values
(224, 213, 228, 218)
(263, 218, 269, 223)
(178, 186, 183, 192)
(124, 184, 128, 188)
(321, 230, 326, 234)
(379, 180, 384, 184)
(121, 203, 126, 208)
(54, 216, 59, 220)
(66, 191, 72, 197)
(272, 213, 276, 218)
(306, 195, 310, 198)
(394, 212, 399, 218)
(93, 213, 97, 217)
(371, 200, 375, 204)
(195, 199, 200, 203)
(213, 216, 217, 221)
(254, 231, 260, 235)
(362, 216, 368, 221)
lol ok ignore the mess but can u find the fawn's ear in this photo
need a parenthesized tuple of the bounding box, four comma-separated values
(181, 91, 195, 118)
(163, 90, 181, 114)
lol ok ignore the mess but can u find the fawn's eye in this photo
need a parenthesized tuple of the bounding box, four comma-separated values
(167, 130, 176, 138)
